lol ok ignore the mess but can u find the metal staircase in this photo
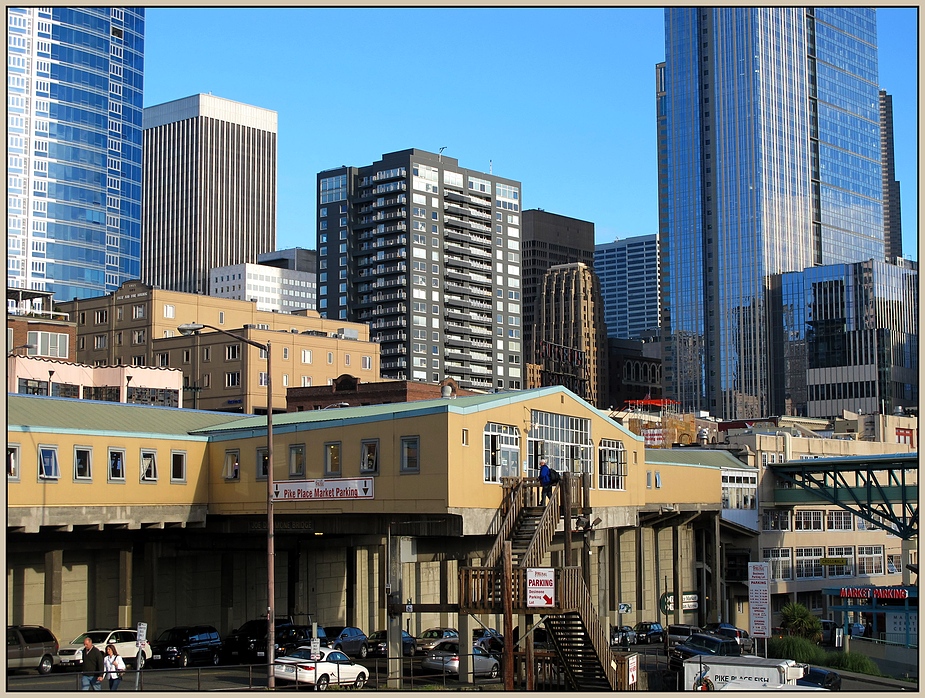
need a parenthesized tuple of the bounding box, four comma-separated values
(459, 475, 624, 691)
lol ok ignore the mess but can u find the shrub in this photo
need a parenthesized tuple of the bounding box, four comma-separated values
(823, 651, 881, 676)
(767, 636, 826, 664)
(779, 602, 823, 642)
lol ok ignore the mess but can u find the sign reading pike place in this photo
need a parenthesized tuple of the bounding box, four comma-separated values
(273, 478, 374, 501)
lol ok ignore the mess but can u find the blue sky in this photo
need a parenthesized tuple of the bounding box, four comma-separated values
(144, 7, 918, 260)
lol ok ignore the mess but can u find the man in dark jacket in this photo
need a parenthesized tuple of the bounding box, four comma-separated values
(539, 459, 552, 505)
(80, 636, 104, 690)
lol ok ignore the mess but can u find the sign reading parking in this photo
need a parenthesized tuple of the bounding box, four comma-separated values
(527, 568, 556, 607)
(273, 478, 374, 501)
(748, 561, 771, 639)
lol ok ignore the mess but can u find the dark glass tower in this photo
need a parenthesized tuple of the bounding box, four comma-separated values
(7, 8, 145, 301)
(660, 8, 884, 419)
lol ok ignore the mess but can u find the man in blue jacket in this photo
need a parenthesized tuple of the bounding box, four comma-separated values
(539, 459, 552, 505)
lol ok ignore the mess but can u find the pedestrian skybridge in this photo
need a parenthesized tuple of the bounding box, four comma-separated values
(770, 453, 918, 540)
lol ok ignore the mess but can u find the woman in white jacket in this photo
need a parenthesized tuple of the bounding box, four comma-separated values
(103, 644, 126, 691)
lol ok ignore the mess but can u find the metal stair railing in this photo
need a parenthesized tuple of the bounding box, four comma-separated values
(483, 477, 524, 569)
(557, 567, 620, 690)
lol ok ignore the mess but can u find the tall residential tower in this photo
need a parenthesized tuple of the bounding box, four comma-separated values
(316, 149, 523, 392)
(142, 94, 277, 294)
(660, 8, 884, 419)
(7, 8, 145, 301)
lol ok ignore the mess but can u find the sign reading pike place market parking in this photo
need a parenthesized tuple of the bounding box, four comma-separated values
(273, 477, 374, 501)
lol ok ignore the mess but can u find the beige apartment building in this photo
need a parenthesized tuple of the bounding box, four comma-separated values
(58, 281, 381, 413)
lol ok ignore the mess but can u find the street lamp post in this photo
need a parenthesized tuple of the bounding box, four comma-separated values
(179, 322, 275, 689)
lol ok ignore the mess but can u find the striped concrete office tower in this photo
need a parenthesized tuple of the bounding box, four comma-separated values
(142, 94, 277, 294)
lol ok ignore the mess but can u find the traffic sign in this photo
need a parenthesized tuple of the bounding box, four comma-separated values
(310, 638, 321, 660)
(273, 477, 374, 501)
(136, 622, 147, 647)
(659, 592, 699, 614)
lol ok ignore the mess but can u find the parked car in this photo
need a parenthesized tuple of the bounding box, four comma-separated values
(667, 624, 702, 647)
(59, 629, 149, 669)
(7, 625, 60, 675)
(416, 627, 459, 655)
(422, 640, 500, 678)
(222, 619, 324, 663)
(703, 622, 754, 653)
(819, 619, 837, 645)
(367, 630, 415, 657)
(471, 628, 504, 654)
(323, 626, 369, 659)
(148, 625, 222, 668)
(668, 633, 741, 672)
(273, 646, 369, 690)
(797, 666, 842, 691)
(610, 625, 637, 647)
(633, 621, 665, 644)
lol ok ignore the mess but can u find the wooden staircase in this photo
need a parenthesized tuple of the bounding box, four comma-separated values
(459, 475, 624, 691)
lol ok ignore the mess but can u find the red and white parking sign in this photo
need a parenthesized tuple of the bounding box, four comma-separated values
(526, 568, 556, 608)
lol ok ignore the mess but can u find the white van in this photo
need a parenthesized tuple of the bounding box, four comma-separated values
(683, 655, 806, 691)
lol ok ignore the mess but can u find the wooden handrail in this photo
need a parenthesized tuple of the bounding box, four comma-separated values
(483, 479, 524, 569)
(520, 484, 559, 568)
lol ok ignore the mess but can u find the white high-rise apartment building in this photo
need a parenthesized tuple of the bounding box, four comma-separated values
(142, 94, 277, 294)
(316, 149, 523, 391)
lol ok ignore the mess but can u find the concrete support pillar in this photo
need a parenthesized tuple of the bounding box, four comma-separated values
(118, 547, 133, 628)
(143, 542, 158, 635)
(439, 558, 450, 627)
(901, 538, 914, 586)
(377, 542, 388, 631)
(457, 609, 474, 684)
(386, 533, 403, 690)
(43, 549, 63, 640)
(672, 524, 683, 625)
(365, 547, 378, 634)
(713, 514, 722, 624)
(219, 552, 234, 635)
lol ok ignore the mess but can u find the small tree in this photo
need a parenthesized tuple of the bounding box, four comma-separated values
(779, 602, 823, 642)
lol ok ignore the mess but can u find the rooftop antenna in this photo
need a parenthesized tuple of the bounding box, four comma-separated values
(438, 146, 446, 162)
(489, 159, 493, 174)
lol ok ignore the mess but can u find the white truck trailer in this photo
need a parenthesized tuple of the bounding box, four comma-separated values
(683, 655, 806, 691)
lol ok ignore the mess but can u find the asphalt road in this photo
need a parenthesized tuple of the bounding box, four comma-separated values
(7, 649, 914, 692)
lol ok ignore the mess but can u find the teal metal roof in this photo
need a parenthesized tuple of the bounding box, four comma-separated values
(644, 448, 753, 470)
(7, 394, 247, 436)
(193, 385, 641, 440)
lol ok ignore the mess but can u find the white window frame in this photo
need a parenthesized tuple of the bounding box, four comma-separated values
(222, 450, 240, 481)
(140, 449, 158, 482)
(360, 439, 379, 474)
(74, 446, 92, 481)
(324, 442, 342, 477)
(826, 546, 854, 578)
(598, 439, 627, 491)
(762, 509, 791, 531)
(170, 450, 186, 483)
(763, 548, 792, 581)
(39, 445, 60, 480)
(857, 545, 884, 576)
(826, 510, 853, 531)
(108, 449, 126, 481)
(8, 444, 20, 481)
(793, 510, 824, 532)
(794, 547, 824, 580)
(289, 444, 305, 477)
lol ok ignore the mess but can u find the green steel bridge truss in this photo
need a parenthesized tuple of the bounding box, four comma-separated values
(770, 453, 918, 540)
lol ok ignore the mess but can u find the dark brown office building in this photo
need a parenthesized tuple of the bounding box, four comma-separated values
(522, 210, 596, 365)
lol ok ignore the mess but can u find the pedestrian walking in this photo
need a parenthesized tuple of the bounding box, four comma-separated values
(103, 644, 126, 691)
(80, 636, 104, 690)
(539, 459, 552, 505)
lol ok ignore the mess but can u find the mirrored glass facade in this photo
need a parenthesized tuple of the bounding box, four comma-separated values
(660, 8, 884, 419)
(7, 7, 145, 301)
(772, 259, 917, 418)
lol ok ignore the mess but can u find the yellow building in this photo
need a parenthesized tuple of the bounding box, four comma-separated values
(57, 281, 381, 413)
(9, 387, 730, 653)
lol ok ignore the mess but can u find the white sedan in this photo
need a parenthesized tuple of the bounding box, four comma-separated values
(273, 646, 369, 690)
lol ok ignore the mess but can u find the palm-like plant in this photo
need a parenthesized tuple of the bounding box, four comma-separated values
(779, 602, 823, 642)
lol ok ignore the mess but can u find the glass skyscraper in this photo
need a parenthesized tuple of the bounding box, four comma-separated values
(594, 235, 660, 340)
(660, 8, 884, 419)
(772, 259, 917, 418)
(7, 7, 144, 302)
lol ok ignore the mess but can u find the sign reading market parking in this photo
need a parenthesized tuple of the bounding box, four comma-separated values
(273, 478, 374, 501)
(527, 568, 556, 607)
